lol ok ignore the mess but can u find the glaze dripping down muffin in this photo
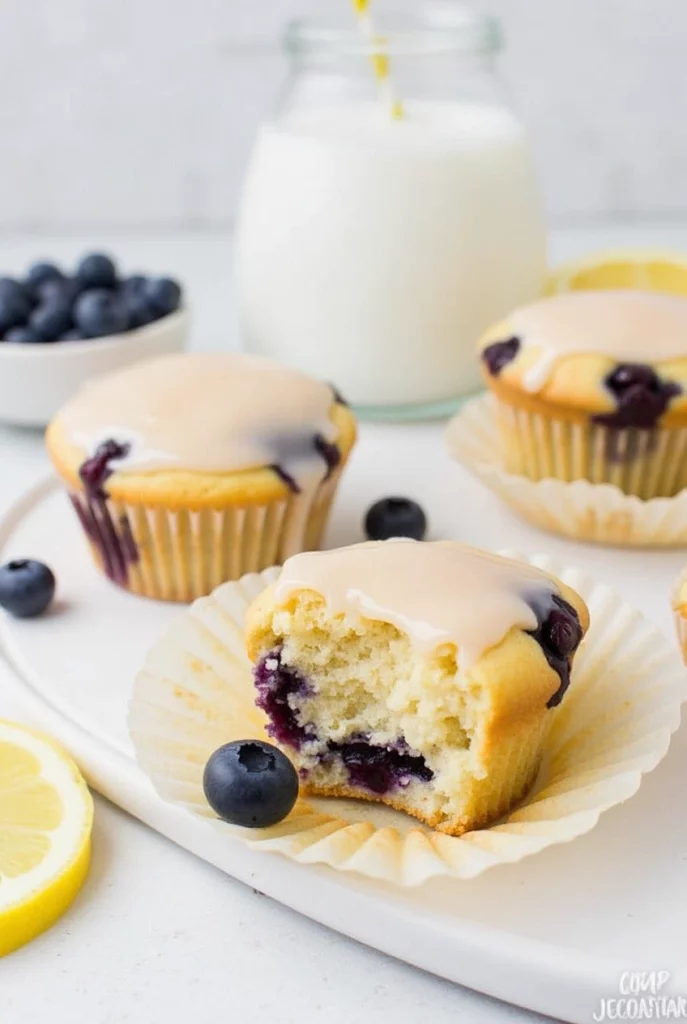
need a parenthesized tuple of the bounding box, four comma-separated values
(46, 352, 356, 601)
(479, 290, 687, 498)
(245, 540, 589, 836)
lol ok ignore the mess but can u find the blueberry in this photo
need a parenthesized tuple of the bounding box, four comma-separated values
(606, 363, 658, 392)
(595, 361, 681, 431)
(79, 438, 131, 498)
(76, 252, 117, 290)
(203, 740, 299, 828)
(254, 650, 313, 748)
(59, 328, 85, 341)
(541, 607, 581, 659)
(3, 326, 40, 344)
(527, 592, 583, 708)
(122, 291, 157, 329)
(482, 336, 521, 376)
(313, 434, 340, 479)
(29, 298, 73, 342)
(0, 276, 33, 307)
(36, 276, 80, 306)
(0, 560, 56, 618)
(143, 277, 181, 317)
(0, 290, 31, 334)
(120, 274, 147, 295)
(25, 262, 63, 299)
(74, 288, 130, 338)
(364, 497, 427, 541)
(332, 739, 433, 794)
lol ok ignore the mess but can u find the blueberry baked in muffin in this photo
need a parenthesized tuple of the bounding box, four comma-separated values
(245, 540, 589, 836)
(46, 352, 356, 601)
(479, 290, 687, 498)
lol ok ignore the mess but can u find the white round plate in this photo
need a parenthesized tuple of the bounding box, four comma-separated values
(1, 475, 687, 1024)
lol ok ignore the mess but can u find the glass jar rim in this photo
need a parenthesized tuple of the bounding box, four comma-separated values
(284, 7, 503, 60)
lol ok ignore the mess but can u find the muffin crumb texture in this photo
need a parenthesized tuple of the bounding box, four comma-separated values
(246, 542, 588, 835)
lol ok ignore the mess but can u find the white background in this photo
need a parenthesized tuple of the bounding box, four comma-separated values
(3, 0, 687, 229)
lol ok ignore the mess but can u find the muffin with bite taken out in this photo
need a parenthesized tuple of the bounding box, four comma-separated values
(245, 539, 589, 836)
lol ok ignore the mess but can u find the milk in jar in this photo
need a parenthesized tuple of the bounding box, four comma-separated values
(235, 16, 546, 416)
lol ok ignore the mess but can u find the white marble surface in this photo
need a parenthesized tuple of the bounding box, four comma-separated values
(2, 0, 686, 229)
(0, 223, 684, 1024)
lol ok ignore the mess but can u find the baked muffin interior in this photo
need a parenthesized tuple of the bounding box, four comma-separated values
(246, 541, 589, 835)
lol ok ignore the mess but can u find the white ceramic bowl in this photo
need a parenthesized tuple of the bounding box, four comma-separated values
(0, 308, 189, 428)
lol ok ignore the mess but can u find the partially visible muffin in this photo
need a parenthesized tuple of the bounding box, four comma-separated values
(672, 568, 687, 666)
(245, 540, 589, 836)
(46, 352, 356, 601)
(479, 290, 687, 498)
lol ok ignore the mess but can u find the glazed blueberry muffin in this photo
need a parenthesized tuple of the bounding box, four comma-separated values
(244, 540, 589, 836)
(46, 352, 356, 601)
(479, 290, 687, 498)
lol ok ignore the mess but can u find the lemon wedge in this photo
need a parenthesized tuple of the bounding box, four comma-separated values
(0, 719, 93, 957)
(545, 249, 687, 297)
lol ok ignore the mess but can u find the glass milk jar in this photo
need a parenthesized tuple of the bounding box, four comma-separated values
(235, 12, 546, 418)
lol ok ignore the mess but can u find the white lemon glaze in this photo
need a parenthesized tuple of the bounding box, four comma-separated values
(56, 351, 340, 486)
(505, 290, 687, 392)
(274, 539, 560, 668)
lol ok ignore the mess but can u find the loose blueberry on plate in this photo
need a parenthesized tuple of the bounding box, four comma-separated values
(0, 560, 56, 618)
(29, 298, 73, 342)
(364, 497, 427, 541)
(143, 277, 181, 317)
(203, 739, 299, 828)
(74, 288, 130, 338)
(76, 252, 117, 290)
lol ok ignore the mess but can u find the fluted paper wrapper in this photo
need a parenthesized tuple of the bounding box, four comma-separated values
(67, 469, 341, 602)
(447, 395, 687, 547)
(129, 556, 686, 886)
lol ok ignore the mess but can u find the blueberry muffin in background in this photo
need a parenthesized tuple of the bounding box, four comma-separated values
(244, 540, 589, 836)
(479, 289, 687, 499)
(46, 352, 357, 602)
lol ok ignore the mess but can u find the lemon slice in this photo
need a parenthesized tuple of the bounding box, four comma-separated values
(545, 249, 687, 297)
(0, 719, 93, 957)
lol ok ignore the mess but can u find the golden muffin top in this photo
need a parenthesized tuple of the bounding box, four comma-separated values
(478, 290, 687, 421)
(256, 539, 589, 708)
(46, 352, 353, 500)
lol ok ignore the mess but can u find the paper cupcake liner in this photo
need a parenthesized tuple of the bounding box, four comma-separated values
(68, 470, 341, 602)
(447, 395, 687, 546)
(128, 556, 687, 887)
(491, 395, 687, 499)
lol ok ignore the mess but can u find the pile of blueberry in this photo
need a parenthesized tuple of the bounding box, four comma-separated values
(0, 253, 182, 344)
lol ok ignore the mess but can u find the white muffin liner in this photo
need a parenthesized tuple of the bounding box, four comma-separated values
(447, 395, 687, 546)
(128, 556, 686, 887)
